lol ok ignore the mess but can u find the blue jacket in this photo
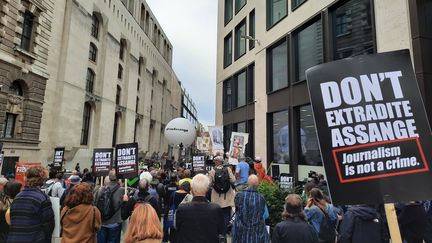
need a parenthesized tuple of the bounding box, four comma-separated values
(304, 204, 338, 235)
(233, 187, 270, 243)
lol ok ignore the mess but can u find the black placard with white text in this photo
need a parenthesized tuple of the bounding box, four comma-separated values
(279, 173, 294, 190)
(53, 147, 65, 170)
(93, 148, 113, 177)
(192, 155, 206, 174)
(115, 143, 138, 179)
(306, 50, 432, 205)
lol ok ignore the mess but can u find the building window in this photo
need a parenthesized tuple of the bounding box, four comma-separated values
(112, 113, 119, 147)
(267, 0, 287, 29)
(134, 119, 139, 142)
(332, 0, 374, 60)
(292, 0, 307, 10)
(118, 64, 123, 79)
(235, 0, 246, 13)
(249, 10, 255, 50)
(91, 14, 100, 39)
(138, 57, 144, 75)
(294, 19, 323, 82)
(80, 103, 92, 145)
(223, 80, 232, 112)
(2, 113, 17, 138)
(235, 70, 246, 107)
(247, 63, 254, 103)
(9, 81, 23, 96)
(234, 19, 246, 60)
(137, 79, 140, 91)
(89, 43, 97, 62)
(270, 110, 289, 164)
(120, 39, 126, 60)
(136, 97, 139, 113)
(128, 0, 134, 13)
(224, 33, 232, 68)
(268, 38, 288, 92)
(20, 11, 34, 51)
(116, 85, 121, 105)
(224, 0, 233, 25)
(86, 68, 95, 93)
(298, 105, 322, 166)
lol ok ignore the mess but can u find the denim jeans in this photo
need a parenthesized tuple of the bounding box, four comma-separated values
(97, 224, 122, 243)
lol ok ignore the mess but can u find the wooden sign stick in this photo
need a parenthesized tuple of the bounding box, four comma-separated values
(384, 203, 402, 243)
(124, 179, 128, 196)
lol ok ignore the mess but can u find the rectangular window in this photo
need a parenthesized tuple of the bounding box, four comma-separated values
(235, 70, 246, 107)
(80, 103, 91, 145)
(235, 0, 246, 13)
(118, 65, 123, 79)
(294, 19, 323, 82)
(20, 11, 34, 51)
(3, 113, 16, 138)
(270, 110, 290, 164)
(224, 33, 233, 68)
(224, 0, 233, 25)
(298, 105, 322, 166)
(267, 0, 287, 29)
(235, 121, 246, 133)
(249, 10, 255, 50)
(247, 63, 254, 103)
(332, 0, 374, 60)
(223, 80, 232, 112)
(292, 0, 306, 10)
(234, 19, 246, 60)
(268, 38, 288, 92)
(223, 125, 233, 153)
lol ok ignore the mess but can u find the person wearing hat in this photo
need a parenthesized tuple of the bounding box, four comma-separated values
(60, 175, 81, 207)
(254, 156, 267, 183)
(272, 194, 318, 243)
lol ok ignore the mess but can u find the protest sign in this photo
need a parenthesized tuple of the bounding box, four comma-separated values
(279, 173, 294, 190)
(306, 50, 432, 205)
(228, 132, 249, 164)
(115, 143, 138, 179)
(92, 148, 113, 177)
(15, 162, 41, 186)
(53, 147, 64, 170)
(209, 126, 224, 154)
(192, 155, 206, 174)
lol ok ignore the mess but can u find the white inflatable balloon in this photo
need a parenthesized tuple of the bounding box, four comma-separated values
(164, 118, 196, 147)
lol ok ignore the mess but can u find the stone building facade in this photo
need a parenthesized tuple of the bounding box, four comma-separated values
(1, 0, 184, 173)
(0, 0, 53, 175)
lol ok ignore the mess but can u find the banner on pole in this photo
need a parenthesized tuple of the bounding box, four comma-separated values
(306, 50, 432, 204)
(115, 143, 138, 179)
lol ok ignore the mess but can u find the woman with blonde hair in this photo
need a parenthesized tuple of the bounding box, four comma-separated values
(124, 203, 163, 243)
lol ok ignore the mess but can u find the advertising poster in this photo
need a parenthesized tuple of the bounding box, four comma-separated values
(53, 147, 65, 170)
(306, 50, 432, 204)
(115, 143, 138, 179)
(92, 148, 113, 177)
(209, 126, 224, 154)
(15, 162, 41, 186)
(228, 132, 249, 164)
(192, 155, 206, 174)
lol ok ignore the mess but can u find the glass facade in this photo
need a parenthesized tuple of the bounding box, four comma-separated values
(271, 110, 289, 164)
(267, 0, 287, 28)
(295, 19, 323, 82)
(224, 0, 233, 25)
(224, 33, 232, 67)
(235, 0, 247, 13)
(268, 39, 288, 92)
(298, 105, 322, 165)
(235, 20, 247, 59)
(236, 71, 246, 107)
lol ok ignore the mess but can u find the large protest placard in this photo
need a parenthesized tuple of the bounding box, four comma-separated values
(93, 148, 113, 177)
(209, 126, 224, 155)
(192, 155, 206, 174)
(279, 173, 294, 190)
(115, 143, 138, 179)
(306, 50, 432, 205)
(53, 147, 64, 170)
(15, 162, 41, 186)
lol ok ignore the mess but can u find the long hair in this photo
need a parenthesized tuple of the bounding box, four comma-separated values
(25, 166, 47, 187)
(282, 194, 308, 221)
(64, 183, 93, 208)
(124, 203, 163, 243)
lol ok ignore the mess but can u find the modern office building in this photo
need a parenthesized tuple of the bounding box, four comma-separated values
(216, 0, 432, 181)
(1, 0, 185, 173)
(181, 83, 198, 128)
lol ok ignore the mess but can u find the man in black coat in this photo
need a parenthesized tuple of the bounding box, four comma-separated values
(175, 174, 224, 243)
(121, 178, 160, 219)
(272, 194, 318, 243)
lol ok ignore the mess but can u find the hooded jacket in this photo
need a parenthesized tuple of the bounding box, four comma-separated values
(338, 205, 388, 243)
(60, 204, 101, 243)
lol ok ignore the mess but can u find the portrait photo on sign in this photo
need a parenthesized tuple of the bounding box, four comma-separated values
(229, 132, 249, 160)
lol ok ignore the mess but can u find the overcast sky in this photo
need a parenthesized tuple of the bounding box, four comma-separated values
(146, 0, 217, 127)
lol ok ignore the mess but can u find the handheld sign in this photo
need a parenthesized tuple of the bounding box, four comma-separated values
(53, 148, 65, 170)
(115, 143, 138, 179)
(192, 155, 206, 174)
(279, 173, 294, 190)
(306, 50, 432, 205)
(92, 148, 113, 177)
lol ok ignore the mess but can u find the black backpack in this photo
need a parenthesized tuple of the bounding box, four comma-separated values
(213, 167, 231, 194)
(97, 185, 120, 221)
(318, 209, 337, 242)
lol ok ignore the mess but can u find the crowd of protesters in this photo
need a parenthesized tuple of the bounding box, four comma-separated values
(0, 153, 432, 243)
